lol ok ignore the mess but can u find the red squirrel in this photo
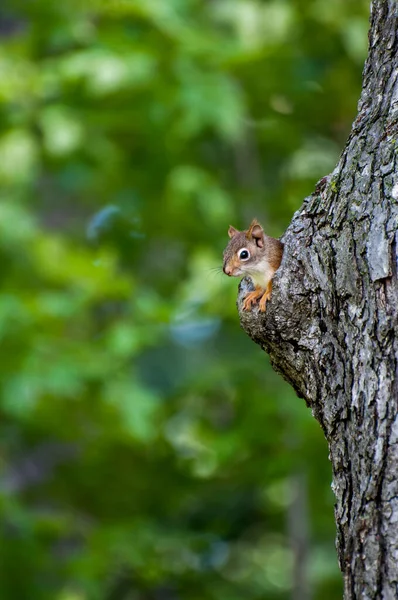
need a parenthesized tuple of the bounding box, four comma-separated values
(223, 219, 283, 312)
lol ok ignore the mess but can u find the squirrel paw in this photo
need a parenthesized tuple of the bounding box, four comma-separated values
(258, 281, 273, 312)
(258, 291, 271, 312)
(242, 282, 273, 312)
(259, 281, 272, 312)
(242, 287, 263, 311)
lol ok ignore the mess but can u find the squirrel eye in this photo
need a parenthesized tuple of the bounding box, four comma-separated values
(238, 248, 250, 261)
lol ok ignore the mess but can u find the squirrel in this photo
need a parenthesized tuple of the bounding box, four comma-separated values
(222, 219, 284, 312)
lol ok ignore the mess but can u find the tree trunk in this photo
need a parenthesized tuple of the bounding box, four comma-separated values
(238, 1, 398, 597)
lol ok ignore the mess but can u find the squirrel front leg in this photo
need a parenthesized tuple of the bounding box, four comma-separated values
(242, 286, 264, 311)
(258, 280, 273, 312)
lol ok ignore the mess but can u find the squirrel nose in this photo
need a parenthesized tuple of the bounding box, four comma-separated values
(223, 265, 232, 276)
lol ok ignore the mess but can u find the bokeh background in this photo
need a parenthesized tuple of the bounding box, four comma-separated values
(0, 1, 368, 599)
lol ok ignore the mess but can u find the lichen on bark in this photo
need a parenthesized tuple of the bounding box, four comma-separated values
(237, 1, 398, 597)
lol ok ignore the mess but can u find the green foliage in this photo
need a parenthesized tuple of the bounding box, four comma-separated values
(0, 0, 368, 598)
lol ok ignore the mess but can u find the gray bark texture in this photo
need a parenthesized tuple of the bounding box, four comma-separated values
(238, 2, 398, 598)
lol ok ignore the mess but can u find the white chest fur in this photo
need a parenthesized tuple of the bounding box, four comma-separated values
(247, 257, 274, 288)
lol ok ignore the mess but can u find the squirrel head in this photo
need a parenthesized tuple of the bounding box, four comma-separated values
(223, 219, 268, 277)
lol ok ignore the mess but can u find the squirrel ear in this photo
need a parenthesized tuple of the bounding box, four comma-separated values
(228, 225, 239, 238)
(247, 219, 264, 248)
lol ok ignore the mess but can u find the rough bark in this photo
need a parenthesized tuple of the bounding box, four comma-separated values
(238, 1, 398, 598)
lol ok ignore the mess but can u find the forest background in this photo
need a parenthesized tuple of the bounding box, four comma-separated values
(0, 1, 369, 599)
